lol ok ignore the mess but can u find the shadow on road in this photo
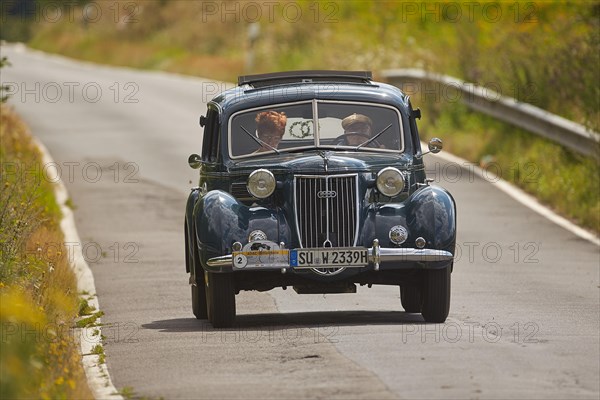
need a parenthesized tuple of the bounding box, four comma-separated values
(142, 310, 426, 333)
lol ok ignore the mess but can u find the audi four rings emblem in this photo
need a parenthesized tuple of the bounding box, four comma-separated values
(317, 191, 337, 199)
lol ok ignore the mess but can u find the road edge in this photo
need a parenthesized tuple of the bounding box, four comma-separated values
(424, 142, 600, 246)
(33, 137, 124, 400)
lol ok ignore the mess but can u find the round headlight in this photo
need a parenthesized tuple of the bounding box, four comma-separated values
(376, 167, 405, 197)
(247, 169, 276, 199)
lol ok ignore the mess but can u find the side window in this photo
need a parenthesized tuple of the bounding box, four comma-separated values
(201, 108, 219, 162)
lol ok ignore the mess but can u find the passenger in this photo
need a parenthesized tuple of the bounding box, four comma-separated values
(255, 111, 287, 152)
(340, 113, 374, 146)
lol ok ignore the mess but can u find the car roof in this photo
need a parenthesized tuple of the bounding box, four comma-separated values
(238, 70, 374, 86)
(209, 71, 410, 115)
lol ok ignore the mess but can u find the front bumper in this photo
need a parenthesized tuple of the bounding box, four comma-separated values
(204, 239, 453, 273)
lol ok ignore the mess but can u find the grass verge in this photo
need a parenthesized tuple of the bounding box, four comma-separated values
(0, 104, 93, 399)
(418, 102, 600, 233)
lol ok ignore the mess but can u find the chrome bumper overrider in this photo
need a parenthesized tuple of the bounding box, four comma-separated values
(205, 239, 454, 272)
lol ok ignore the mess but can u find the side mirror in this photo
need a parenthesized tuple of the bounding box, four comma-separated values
(428, 137, 443, 154)
(188, 154, 201, 169)
(411, 108, 421, 120)
(199, 115, 206, 127)
(417, 137, 443, 159)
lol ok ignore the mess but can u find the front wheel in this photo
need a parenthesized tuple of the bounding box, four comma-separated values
(421, 265, 451, 323)
(205, 272, 236, 328)
(191, 282, 207, 319)
(188, 225, 208, 319)
(400, 286, 422, 313)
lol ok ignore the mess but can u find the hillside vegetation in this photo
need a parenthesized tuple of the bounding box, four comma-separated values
(6, 0, 595, 130)
(2, 0, 598, 231)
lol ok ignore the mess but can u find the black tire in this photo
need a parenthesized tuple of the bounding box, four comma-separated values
(192, 283, 208, 319)
(187, 223, 208, 319)
(400, 286, 422, 313)
(205, 272, 236, 328)
(421, 265, 451, 323)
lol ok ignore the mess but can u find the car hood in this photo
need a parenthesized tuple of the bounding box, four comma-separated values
(228, 151, 414, 175)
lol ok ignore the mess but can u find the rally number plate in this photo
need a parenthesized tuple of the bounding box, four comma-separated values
(232, 250, 289, 269)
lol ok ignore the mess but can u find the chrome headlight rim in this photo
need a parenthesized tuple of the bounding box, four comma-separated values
(376, 167, 405, 197)
(247, 169, 276, 199)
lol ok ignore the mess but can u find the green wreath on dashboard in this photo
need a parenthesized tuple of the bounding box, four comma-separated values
(288, 120, 314, 138)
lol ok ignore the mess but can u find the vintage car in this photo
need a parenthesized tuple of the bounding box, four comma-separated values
(185, 71, 456, 328)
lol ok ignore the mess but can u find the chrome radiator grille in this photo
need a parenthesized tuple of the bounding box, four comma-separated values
(294, 174, 359, 248)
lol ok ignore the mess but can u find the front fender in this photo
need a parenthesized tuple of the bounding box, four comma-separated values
(405, 185, 456, 253)
(361, 185, 456, 254)
(193, 190, 288, 270)
(184, 188, 200, 274)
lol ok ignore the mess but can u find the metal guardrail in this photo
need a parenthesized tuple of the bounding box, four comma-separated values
(381, 69, 600, 160)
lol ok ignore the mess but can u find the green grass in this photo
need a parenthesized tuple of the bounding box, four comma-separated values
(77, 298, 96, 317)
(90, 344, 105, 364)
(76, 311, 105, 328)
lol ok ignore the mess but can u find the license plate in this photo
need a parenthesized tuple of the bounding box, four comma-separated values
(233, 250, 289, 269)
(290, 248, 368, 268)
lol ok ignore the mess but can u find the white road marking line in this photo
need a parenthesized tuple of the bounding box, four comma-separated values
(34, 137, 124, 400)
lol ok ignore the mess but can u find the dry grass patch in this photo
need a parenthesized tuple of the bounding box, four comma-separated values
(0, 105, 92, 399)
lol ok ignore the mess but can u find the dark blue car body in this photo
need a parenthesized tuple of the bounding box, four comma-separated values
(184, 71, 456, 327)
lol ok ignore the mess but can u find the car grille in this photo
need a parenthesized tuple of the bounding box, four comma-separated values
(230, 182, 252, 200)
(294, 174, 359, 250)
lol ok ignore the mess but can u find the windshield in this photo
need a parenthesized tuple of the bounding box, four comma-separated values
(229, 100, 404, 158)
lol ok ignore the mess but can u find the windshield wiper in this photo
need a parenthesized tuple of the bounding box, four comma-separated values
(356, 123, 392, 150)
(240, 125, 280, 154)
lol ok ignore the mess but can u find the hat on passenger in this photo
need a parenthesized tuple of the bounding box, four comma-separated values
(342, 113, 373, 131)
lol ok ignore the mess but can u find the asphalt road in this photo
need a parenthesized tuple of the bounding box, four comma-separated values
(2, 44, 599, 399)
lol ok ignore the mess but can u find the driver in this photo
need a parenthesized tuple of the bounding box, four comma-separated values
(340, 113, 373, 146)
(255, 110, 287, 152)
